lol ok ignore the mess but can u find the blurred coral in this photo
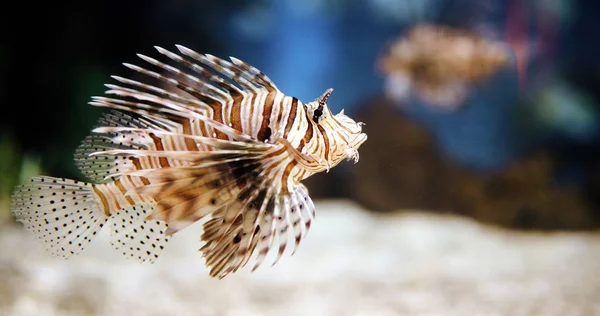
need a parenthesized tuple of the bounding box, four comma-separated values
(378, 24, 512, 110)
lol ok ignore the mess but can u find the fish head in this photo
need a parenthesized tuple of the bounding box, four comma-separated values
(305, 89, 367, 167)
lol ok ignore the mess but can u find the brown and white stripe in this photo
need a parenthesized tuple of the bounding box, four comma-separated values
(81, 45, 336, 208)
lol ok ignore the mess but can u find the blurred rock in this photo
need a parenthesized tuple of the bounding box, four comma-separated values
(341, 97, 459, 212)
(452, 151, 597, 230)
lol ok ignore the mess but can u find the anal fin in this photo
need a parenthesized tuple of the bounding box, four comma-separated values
(109, 204, 170, 263)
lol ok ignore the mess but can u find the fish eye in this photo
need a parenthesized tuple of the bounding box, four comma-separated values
(312, 108, 323, 123)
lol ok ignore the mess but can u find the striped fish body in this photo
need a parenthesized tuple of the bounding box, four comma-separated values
(11, 45, 367, 278)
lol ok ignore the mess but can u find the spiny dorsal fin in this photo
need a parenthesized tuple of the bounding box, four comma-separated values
(173, 45, 278, 93)
(88, 45, 282, 140)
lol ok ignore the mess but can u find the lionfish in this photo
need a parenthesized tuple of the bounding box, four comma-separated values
(10, 45, 367, 278)
(378, 24, 511, 110)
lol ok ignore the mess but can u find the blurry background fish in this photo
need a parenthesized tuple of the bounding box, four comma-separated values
(378, 23, 512, 110)
(3, 0, 600, 314)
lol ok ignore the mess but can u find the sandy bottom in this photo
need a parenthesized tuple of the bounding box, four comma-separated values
(2, 200, 600, 316)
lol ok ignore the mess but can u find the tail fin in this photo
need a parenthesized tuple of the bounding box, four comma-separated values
(10, 176, 109, 258)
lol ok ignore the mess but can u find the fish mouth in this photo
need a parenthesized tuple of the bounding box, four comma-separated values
(342, 132, 367, 163)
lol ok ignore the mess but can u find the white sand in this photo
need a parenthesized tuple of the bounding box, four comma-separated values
(2, 200, 600, 316)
